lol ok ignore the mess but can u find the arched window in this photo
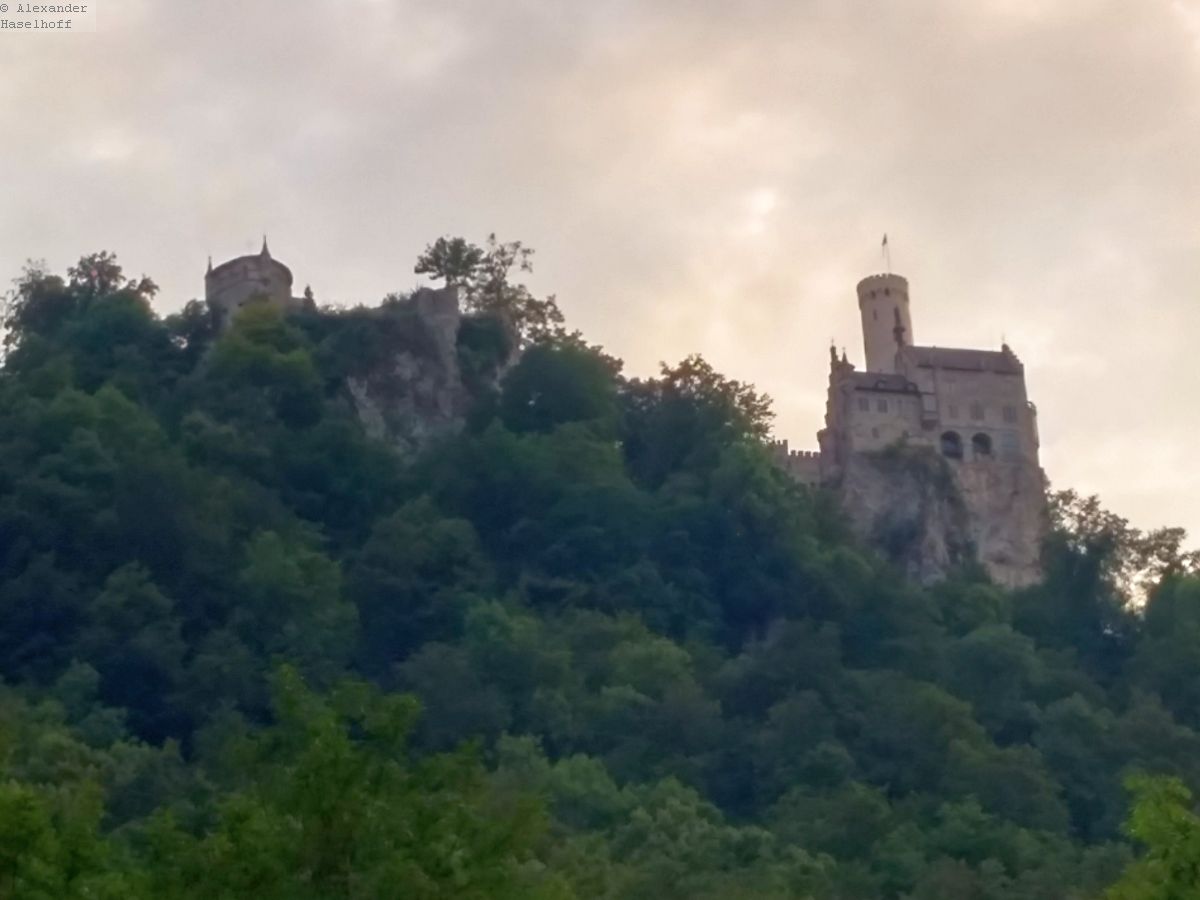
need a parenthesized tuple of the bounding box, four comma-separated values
(940, 431, 963, 460)
(972, 433, 993, 459)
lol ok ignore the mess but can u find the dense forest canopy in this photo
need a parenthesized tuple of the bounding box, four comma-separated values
(0, 242, 1199, 897)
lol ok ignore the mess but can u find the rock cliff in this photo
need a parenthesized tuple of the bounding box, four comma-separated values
(833, 445, 1045, 587)
(331, 285, 517, 454)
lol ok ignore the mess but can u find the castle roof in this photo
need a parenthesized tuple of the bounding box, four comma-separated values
(906, 345, 1023, 375)
(206, 252, 293, 283)
(846, 372, 919, 393)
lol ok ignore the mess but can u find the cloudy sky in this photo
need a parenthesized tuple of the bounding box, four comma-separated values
(2, 0, 1198, 536)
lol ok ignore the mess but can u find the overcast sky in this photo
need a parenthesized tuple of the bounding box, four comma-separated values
(2, 0, 1198, 537)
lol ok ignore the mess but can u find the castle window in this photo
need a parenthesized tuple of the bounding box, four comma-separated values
(970, 403, 985, 421)
(857, 397, 870, 412)
(1003, 405, 1018, 424)
(972, 433, 993, 459)
(876, 399, 888, 413)
(941, 431, 963, 460)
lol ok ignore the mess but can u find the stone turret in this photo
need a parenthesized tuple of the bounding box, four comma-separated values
(205, 238, 300, 327)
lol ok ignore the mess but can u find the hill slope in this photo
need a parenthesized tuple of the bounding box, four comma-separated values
(1, 248, 1198, 898)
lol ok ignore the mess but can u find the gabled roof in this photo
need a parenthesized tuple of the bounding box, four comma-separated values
(906, 345, 1023, 375)
(207, 253, 293, 283)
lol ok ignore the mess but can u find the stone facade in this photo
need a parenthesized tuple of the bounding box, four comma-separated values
(777, 272, 1047, 587)
(205, 239, 308, 328)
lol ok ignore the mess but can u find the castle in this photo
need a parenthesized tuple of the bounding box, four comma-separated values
(205, 238, 310, 327)
(773, 272, 1047, 587)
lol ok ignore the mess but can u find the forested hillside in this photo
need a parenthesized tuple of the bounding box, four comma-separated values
(2, 245, 1199, 898)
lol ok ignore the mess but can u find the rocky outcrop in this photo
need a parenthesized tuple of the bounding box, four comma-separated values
(833, 445, 1045, 587)
(954, 459, 1046, 588)
(337, 285, 517, 454)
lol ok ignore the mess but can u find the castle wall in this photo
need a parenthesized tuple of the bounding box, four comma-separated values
(769, 440, 821, 487)
(903, 364, 1038, 463)
(206, 255, 296, 327)
(840, 388, 923, 453)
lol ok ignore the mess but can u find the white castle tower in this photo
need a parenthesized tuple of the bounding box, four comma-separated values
(856, 273, 913, 374)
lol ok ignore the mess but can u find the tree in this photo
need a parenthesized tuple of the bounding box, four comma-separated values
(76, 564, 186, 741)
(2, 260, 61, 353)
(414, 236, 486, 286)
(1131, 577, 1200, 730)
(414, 234, 564, 342)
(620, 354, 773, 487)
(1044, 490, 1200, 603)
(349, 499, 491, 671)
(499, 340, 621, 436)
(1107, 774, 1200, 899)
(1015, 491, 1150, 679)
(149, 667, 570, 900)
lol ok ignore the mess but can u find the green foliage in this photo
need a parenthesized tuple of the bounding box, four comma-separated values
(500, 340, 621, 436)
(136, 667, 569, 899)
(1106, 775, 1200, 899)
(416, 233, 564, 342)
(621, 354, 773, 487)
(0, 249, 1197, 897)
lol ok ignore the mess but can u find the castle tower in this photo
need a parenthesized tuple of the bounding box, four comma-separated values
(205, 238, 297, 327)
(856, 273, 913, 373)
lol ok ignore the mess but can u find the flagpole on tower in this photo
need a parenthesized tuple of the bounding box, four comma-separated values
(882, 233, 891, 275)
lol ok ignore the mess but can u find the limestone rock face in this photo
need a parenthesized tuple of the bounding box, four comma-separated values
(955, 460, 1046, 588)
(340, 286, 516, 454)
(834, 447, 1045, 587)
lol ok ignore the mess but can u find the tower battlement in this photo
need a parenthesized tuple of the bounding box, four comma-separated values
(855, 272, 909, 298)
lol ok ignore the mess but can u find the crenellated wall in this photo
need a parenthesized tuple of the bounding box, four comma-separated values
(769, 440, 822, 487)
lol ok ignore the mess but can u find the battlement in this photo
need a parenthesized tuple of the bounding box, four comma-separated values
(856, 272, 909, 302)
(769, 440, 822, 486)
(768, 439, 819, 460)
